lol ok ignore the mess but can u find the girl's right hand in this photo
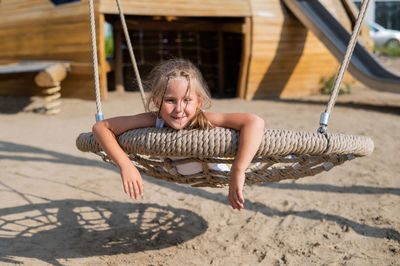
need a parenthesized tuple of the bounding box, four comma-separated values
(228, 170, 245, 211)
(120, 164, 143, 199)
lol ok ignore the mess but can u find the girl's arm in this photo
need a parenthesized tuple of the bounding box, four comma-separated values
(205, 112, 265, 211)
(92, 113, 156, 199)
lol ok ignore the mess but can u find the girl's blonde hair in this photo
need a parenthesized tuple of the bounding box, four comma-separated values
(145, 59, 214, 129)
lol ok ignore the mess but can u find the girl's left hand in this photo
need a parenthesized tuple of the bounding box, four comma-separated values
(228, 171, 245, 211)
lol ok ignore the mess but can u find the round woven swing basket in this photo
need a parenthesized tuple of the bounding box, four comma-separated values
(76, 127, 374, 158)
(76, 127, 374, 187)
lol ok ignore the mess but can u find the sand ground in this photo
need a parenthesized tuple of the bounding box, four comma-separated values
(0, 57, 399, 265)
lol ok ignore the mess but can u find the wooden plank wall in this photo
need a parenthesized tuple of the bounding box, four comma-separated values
(0, 0, 371, 100)
(246, 0, 360, 99)
(99, 0, 251, 17)
(0, 0, 106, 100)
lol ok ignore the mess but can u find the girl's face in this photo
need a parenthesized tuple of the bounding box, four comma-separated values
(157, 78, 201, 130)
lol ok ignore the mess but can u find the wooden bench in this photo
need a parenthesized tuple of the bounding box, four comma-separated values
(0, 61, 70, 114)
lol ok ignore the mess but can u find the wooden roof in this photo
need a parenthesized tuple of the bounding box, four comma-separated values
(99, 0, 251, 17)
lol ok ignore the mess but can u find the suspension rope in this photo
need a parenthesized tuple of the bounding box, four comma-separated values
(88, 0, 103, 121)
(115, 0, 147, 109)
(318, 0, 370, 134)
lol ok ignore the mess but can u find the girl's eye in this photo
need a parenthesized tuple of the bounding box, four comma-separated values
(165, 99, 174, 103)
(184, 98, 191, 102)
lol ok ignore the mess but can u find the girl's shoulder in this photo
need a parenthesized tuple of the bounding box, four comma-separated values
(204, 112, 261, 130)
(203, 112, 235, 127)
(203, 111, 239, 122)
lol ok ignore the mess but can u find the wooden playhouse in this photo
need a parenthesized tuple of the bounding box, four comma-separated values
(0, 0, 372, 100)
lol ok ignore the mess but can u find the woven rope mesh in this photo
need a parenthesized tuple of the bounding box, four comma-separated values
(76, 127, 374, 187)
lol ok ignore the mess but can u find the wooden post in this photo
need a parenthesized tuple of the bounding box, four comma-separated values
(98, 13, 108, 100)
(340, 0, 358, 29)
(237, 17, 252, 99)
(218, 30, 224, 97)
(114, 23, 125, 92)
(34, 62, 70, 114)
(34, 63, 69, 87)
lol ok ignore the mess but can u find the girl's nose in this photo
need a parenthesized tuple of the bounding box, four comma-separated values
(175, 101, 183, 113)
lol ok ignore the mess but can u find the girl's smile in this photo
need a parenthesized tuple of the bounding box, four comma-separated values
(172, 115, 186, 120)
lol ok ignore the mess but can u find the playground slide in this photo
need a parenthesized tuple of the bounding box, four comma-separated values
(282, 0, 400, 93)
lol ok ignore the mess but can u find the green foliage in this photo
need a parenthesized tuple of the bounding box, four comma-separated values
(319, 74, 352, 96)
(374, 43, 400, 57)
(105, 34, 114, 59)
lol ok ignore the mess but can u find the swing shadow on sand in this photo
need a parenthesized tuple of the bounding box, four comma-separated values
(1, 140, 399, 263)
(0, 200, 207, 265)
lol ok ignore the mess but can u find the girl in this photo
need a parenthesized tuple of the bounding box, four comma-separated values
(92, 59, 264, 211)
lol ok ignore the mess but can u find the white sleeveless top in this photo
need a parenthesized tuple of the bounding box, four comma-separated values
(156, 117, 230, 175)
